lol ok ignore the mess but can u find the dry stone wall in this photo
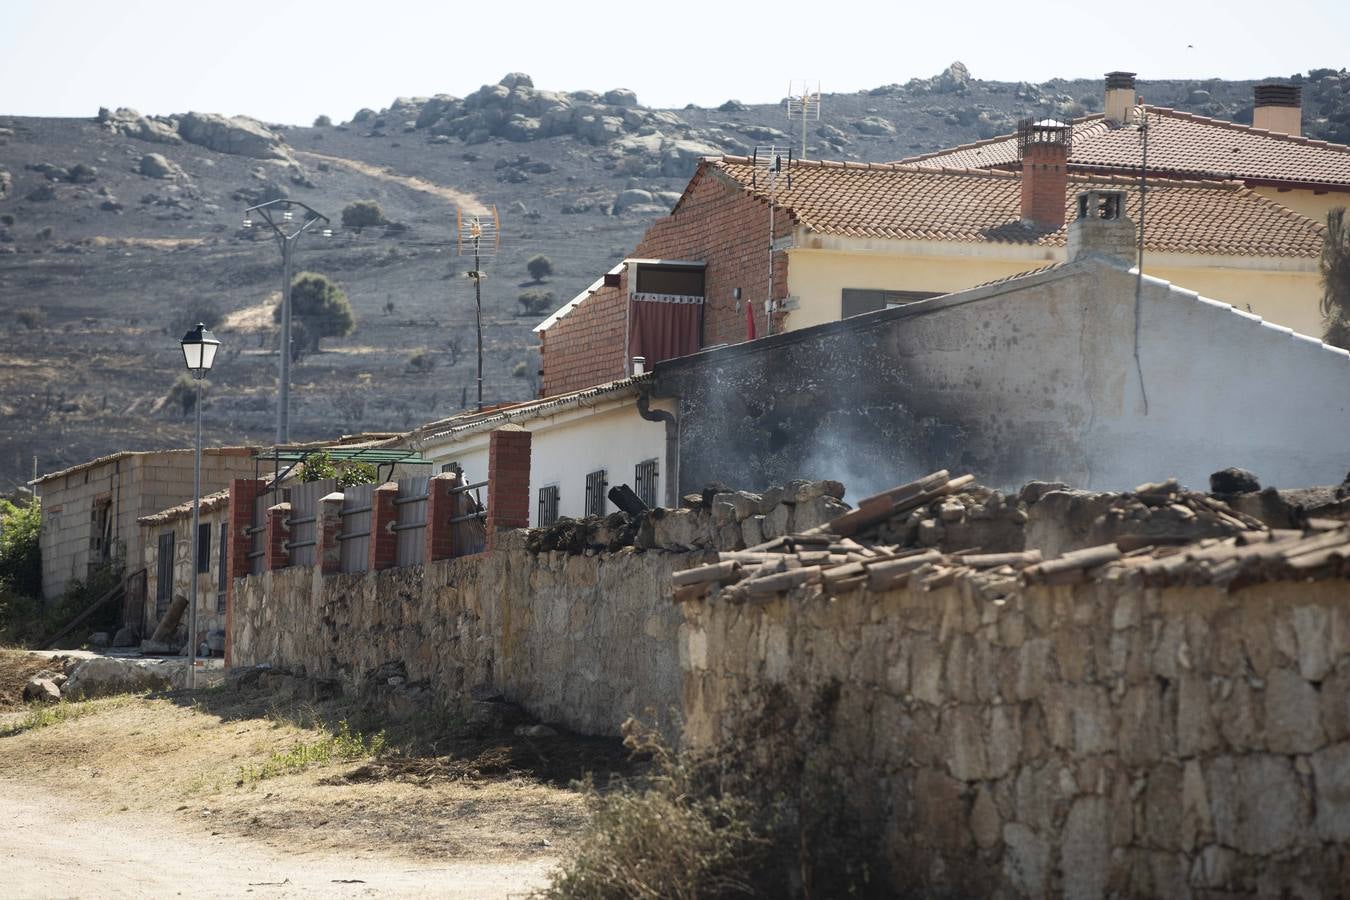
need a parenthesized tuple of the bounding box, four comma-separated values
(678, 577, 1350, 898)
(231, 533, 697, 736)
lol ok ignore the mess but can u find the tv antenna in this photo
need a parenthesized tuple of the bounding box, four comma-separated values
(1128, 102, 1151, 415)
(785, 80, 821, 159)
(751, 146, 792, 337)
(456, 205, 501, 412)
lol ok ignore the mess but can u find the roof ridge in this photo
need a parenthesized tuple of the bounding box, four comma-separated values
(896, 114, 1106, 164)
(1069, 171, 1244, 191)
(1150, 105, 1350, 155)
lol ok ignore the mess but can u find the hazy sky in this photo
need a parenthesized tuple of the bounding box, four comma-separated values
(3, 0, 1347, 125)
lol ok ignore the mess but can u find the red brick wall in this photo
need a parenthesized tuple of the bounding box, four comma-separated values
(540, 168, 792, 396)
(486, 426, 531, 547)
(225, 478, 265, 666)
(1021, 143, 1068, 229)
(368, 483, 398, 572)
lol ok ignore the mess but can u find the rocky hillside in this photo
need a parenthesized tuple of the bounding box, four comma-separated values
(2, 64, 1347, 493)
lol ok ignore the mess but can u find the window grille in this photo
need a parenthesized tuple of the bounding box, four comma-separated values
(197, 522, 211, 573)
(584, 470, 608, 517)
(538, 485, 560, 527)
(155, 532, 174, 620)
(635, 459, 659, 508)
(216, 522, 229, 614)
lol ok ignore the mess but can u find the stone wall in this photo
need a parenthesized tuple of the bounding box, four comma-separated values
(231, 534, 697, 736)
(678, 577, 1350, 897)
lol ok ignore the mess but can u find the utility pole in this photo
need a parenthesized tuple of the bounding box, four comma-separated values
(242, 199, 332, 444)
(456, 206, 501, 412)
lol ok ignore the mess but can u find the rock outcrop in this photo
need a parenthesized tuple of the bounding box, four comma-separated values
(176, 112, 289, 160)
(98, 107, 182, 144)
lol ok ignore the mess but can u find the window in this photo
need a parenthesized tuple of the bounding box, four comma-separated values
(155, 532, 174, 621)
(634, 264, 705, 297)
(841, 288, 941, 319)
(197, 523, 211, 573)
(584, 470, 608, 517)
(538, 485, 560, 527)
(88, 496, 112, 576)
(216, 522, 229, 614)
(635, 459, 659, 508)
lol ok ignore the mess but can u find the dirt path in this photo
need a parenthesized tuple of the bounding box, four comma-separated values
(296, 151, 489, 213)
(0, 779, 554, 898)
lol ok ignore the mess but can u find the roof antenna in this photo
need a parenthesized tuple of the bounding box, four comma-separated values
(456, 205, 501, 412)
(751, 146, 792, 337)
(785, 80, 821, 160)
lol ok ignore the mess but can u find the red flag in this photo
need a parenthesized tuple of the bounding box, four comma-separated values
(745, 299, 757, 341)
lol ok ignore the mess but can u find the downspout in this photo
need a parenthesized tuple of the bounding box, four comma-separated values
(636, 384, 679, 508)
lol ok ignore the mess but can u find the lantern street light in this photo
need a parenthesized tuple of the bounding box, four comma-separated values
(179, 323, 219, 689)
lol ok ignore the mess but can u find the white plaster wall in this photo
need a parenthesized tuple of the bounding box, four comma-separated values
(419, 398, 672, 526)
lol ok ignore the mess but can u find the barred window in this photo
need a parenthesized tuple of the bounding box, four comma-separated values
(584, 470, 608, 517)
(538, 485, 560, 527)
(635, 458, 659, 508)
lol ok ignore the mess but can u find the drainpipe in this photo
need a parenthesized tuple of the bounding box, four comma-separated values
(636, 384, 679, 508)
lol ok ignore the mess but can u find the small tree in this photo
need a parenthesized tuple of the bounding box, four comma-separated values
(15, 307, 43, 330)
(300, 451, 376, 488)
(166, 373, 208, 416)
(526, 254, 554, 283)
(1322, 207, 1350, 350)
(341, 200, 387, 229)
(275, 271, 355, 354)
(0, 497, 41, 599)
(517, 289, 555, 316)
(313, 114, 333, 127)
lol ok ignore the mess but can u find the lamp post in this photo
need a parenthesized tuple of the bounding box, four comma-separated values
(242, 199, 331, 445)
(180, 323, 220, 690)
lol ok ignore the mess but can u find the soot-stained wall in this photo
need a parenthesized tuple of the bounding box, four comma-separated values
(655, 258, 1350, 497)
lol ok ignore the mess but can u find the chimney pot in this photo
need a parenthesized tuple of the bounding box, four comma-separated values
(1252, 83, 1302, 135)
(1068, 190, 1136, 263)
(1018, 119, 1071, 230)
(1104, 71, 1137, 125)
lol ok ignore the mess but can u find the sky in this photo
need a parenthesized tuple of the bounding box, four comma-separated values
(2, 0, 1347, 125)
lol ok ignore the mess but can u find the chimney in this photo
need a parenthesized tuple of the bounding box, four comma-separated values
(1104, 71, 1137, 125)
(1253, 83, 1302, 136)
(1019, 119, 1071, 230)
(1067, 190, 1136, 264)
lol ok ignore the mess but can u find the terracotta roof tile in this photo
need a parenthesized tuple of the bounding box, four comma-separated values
(900, 109, 1350, 189)
(710, 157, 1325, 258)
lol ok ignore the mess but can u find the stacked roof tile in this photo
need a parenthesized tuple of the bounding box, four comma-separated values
(900, 109, 1350, 189)
(706, 157, 1324, 258)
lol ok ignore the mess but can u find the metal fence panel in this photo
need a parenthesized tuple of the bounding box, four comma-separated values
(287, 478, 335, 568)
(395, 475, 429, 568)
(339, 483, 374, 574)
(250, 492, 269, 575)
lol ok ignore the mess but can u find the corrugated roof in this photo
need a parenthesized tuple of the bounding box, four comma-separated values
(708, 157, 1324, 258)
(900, 109, 1350, 189)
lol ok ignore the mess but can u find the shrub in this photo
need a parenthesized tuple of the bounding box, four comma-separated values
(68, 163, 98, 184)
(517, 289, 555, 316)
(177, 301, 222, 334)
(526, 254, 554, 282)
(276, 271, 355, 354)
(300, 451, 377, 488)
(0, 498, 41, 599)
(35, 226, 54, 241)
(340, 200, 387, 229)
(166, 373, 208, 416)
(15, 307, 43, 330)
(0, 214, 14, 226)
(313, 114, 333, 127)
(407, 350, 436, 373)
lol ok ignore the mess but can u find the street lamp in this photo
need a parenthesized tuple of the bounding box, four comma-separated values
(241, 198, 331, 444)
(179, 323, 219, 690)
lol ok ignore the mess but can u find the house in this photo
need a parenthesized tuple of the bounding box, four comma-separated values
(538, 128, 1328, 397)
(901, 74, 1350, 225)
(135, 489, 231, 649)
(31, 447, 259, 600)
(402, 375, 676, 525)
(648, 191, 1350, 493)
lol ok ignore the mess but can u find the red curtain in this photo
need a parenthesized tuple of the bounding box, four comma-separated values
(628, 298, 702, 366)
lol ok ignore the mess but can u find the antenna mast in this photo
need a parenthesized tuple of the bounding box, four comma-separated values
(457, 205, 501, 412)
(785, 80, 821, 159)
(751, 146, 792, 337)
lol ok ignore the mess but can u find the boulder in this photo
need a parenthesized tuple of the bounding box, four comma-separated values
(25, 183, 56, 202)
(852, 116, 896, 136)
(613, 188, 654, 214)
(99, 107, 181, 144)
(61, 656, 181, 700)
(935, 61, 972, 93)
(23, 678, 61, 704)
(137, 153, 182, 179)
(718, 99, 748, 113)
(176, 111, 289, 160)
(499, 72, 534, 90)
(1210, 467, 1261, 494)
(604, 88, 639, 108)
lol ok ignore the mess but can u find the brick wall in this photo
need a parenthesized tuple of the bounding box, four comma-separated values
(540, 167, 792, 396)
(485, 426, 531, 547)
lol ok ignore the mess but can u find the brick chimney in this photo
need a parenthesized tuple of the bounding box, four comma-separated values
(1253, 83, 1301, 136)
(1067, 190, 1136, 264)
(1104, 71, 1137, 125)
(1019, 119, 1071, 230)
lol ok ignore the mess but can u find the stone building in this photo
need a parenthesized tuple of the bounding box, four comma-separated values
(135, 490, 232, 650)
(31, 447, 258, 600)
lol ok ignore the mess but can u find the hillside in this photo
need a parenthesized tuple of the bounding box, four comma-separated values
(2, 64, 1348, 492)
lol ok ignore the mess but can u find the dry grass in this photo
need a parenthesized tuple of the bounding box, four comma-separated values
(0, 649, 62, 711)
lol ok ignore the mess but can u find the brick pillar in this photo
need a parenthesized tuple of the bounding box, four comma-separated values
(1019, 125, 1069, 229)
(225, 477, 265, 667)
(368, 482, 399, 572)
(486, 425, 531, 549)
(425, 472, 461, 563)
(318, 492, 343, 575)
(265, 502, 290, 571)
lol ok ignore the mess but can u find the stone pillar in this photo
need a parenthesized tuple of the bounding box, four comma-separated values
(318, 492, 344, 575)
(425, 472, 461, 563)
(368, 482, 399, 572)
(486, 425, 532, 549)
(225, 477, 266, 667)
(265, 502, 290, 571)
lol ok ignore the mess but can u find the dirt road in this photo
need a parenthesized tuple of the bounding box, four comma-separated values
(0, 779, 555, 899)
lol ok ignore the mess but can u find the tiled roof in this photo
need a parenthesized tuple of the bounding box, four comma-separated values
(709, 157, 1325, 258)
(899, 109, 1350, 189)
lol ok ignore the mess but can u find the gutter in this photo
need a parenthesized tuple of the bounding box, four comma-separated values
(637, 384, 679, 507)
